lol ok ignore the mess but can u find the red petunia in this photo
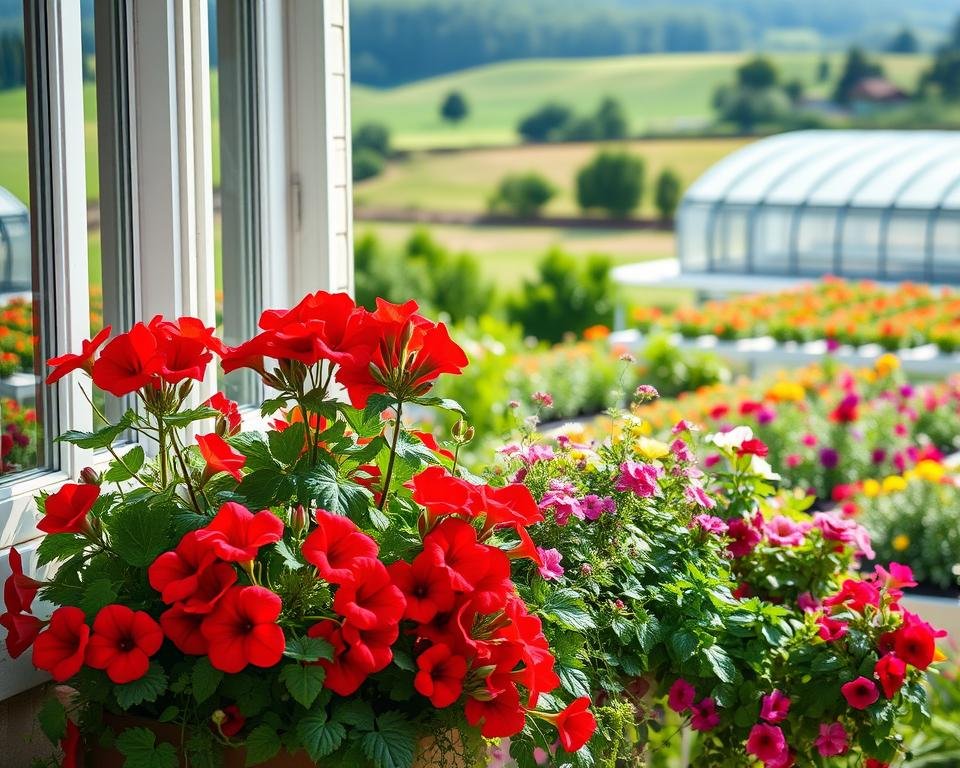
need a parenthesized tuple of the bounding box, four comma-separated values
(302, 510, 379, 584)
(61, 720, 82, 768)
(32, 606, 89, 681)
(46, 325, 111, 384)
(387, 555, 456, 624)
(195, 503, 283, 562)
(736, 438, 769, 458)
(159, 604, 207, 655)
(875, 653, 907, 698)
(180, 562, 237, 614)
(893, 622, 936, 670)
(217, 704, 246, 738)
(415, 643, 467, 708)
(554, 697, 597, 753)
(308, 620, 370, 696)
(85, 604, 163, 684)
(477, 483, 544, 532)
(410, 466, 478, 520)
(201, 586, 285, 673)
(90, 322, 164, 396)
(332, 557, 406, 631)
(840, 676, 879, 710)
(464, 683, 527, 738)
(4, 547, 41, 615)
(38, 483, 99, 535)
(0, 610, 44, 658)
(196, 433, 246, 482)
(148, 530, 218, 604)
(341, 622, 397, 673)
(464, 547, 512, 614)
(422, 518, 489, 593)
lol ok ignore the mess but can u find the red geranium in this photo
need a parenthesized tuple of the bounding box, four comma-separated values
(194, 503, 283, 562)
(45, 325, 111, 384)
(38, 483, 99, 535)
(205, 392, 241, 436)
(85, 604, 163, 684)
(196, 433, 246, 482)
(388, 555, 456, 624)
(201, 586, 285, 673)
(148, 530, 218, 604)
(332, 557, 406, 630)
(553, 697, 597, 753)
(159, 604, 207, 655)
(32, 606, 89, 681)
(415, 642, 467, 708)
(302, 509, 379, 584)
(875, 654, 907, 698)
(149, 315, 221, 383)
(422, 518, 489, 593)
(464, 683, 526, 738)
(91, 322, 164, 396)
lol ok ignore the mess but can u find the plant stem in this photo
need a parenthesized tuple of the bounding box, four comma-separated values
(170, 430, 204, 514)
(378, 401, 403, 511)
(157, 413, 168, 487)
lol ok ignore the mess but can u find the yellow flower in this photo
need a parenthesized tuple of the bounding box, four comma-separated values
(892, 534, 910, 551)
(875, 353, 901, 377)
(861, 478, 881, 498)
(882, 475, 908, 494)
(914, 459, 945, 483)
(765, 380, 805, 402)
(636, 436, 670, 460)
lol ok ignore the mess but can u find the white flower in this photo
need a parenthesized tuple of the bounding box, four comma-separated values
(706, 426, 754, 451)
(749, 455, 781, 481)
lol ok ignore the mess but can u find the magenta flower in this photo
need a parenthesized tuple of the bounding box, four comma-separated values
(760, 690, 790, 724)
(670, 438, 693, 463)
(692, 514, 728, 535)
(763, 516, 808, 547)
(817, 615, 848, 642)
(746, 724, 787, 766)
(796, 592, 820, 613)
(690, 697, 720, 731)
(581, 494, 615, 521)
(812, 513, 875, 560)
(532, 391, 553, 408)
(819, 447, 839, 469)
(615, 461, 662, 497)
(672, 419, 699, 434)
(726, 517, 761, 558)
(667, 679, 696, 712)
(841, 677, 879, 710)
(704, 453, 721, 468)
(685, 483, 716, 510)
(801, 433, 817, 447)
(634, 384, 659, 402)
(815, 722, 848, 757)
(536, 548, 564, 581)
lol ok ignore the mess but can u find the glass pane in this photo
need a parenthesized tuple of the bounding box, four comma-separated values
(0, 8, 43, 479)
(751, 208, 792, 274)
(885, 211, 929, 280)
(838, 211, 881, 277)
(677, 203, 709, 271)
(795, 208, 838, 277)
(715, 208, 748, 272)
(932, 214, 960, 283)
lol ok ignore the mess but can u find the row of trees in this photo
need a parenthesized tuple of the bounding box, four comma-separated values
(517, 98, 629, 143)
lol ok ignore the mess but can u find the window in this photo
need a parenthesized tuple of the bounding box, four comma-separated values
(795, 208, 839, 277)
(884, 211, 929, 280)
(751, 207, 792, 274)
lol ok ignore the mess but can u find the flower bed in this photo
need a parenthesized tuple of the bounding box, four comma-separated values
(632, 277, 960, 352)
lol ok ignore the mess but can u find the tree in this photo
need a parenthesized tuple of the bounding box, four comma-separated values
(817, 56, 831, 83)
(0, 32, 25, 91)
(784, 79, 805, 104)
(352, 148, 385, 182)
(353, 122, 391, 157)
(833, 46, 885, 104)
(489, 173, 556, 217)
(737, 56, 779, 89)
(440, 91, 469, 123)
(887, 27, 919, 54)
(576, 150, 644, 218)
(594, 97, 629, 139)
(517, 103, 574, 142)
(921, 15, 960, 101)
(713, 83, 790, 132)
(654, 169, 682, 221)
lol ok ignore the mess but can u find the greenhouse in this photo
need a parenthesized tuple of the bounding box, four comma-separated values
(678, 130, 960, 283)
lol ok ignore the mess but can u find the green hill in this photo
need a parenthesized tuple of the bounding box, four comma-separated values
(352, 51, 930, 150)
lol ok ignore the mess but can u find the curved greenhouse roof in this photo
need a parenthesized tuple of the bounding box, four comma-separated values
(678, 130, 960, 283)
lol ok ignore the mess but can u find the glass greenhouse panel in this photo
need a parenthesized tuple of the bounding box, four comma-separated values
(932, 214, 960, 283)
(839, 211, 883, 276)
(884, 211, 930, 280)
(677, 203, 711, 270)
(751, 208, 792, 274)
(715, 208, 750, 272)
(794, 208, 839, 276)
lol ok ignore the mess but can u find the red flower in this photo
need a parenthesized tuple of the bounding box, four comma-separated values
(422, 518, 489, 592)
(159, 604, 207, 655)
(201, 586, 285, 673)
(195, 503, 283, 562)
(341, 622, 397, 673)
(411, 431, 455, 461)
(4, 547, 41, 615)
(736, 438, 769, 458)
(216, 704, 246, 738)
(464, 683, 526, 738)
(415, 643, 467, 708)
(148, 315, 221, 383)
(0, 610, 44, 658)
(411, 466, 478, 519)
(866, 760, 890, 768)
(463, 547, 512, 613)
(196, 434, 246, 482)
(840, 676, 879, 710)
(332, 557, 406, 630)
(180, 563, 237, 614)
(875, 654, 907, 698)
(302, 510, 379, 584)
(148, 530, 218, 604)
(205, 393, 241, 436)
(817, 615, 848, 642)
(893, 622, 936, 670)
(418, 601, 478, 658)
(91, 322, 164, 396)
(85, 604, 163, 684)
(554, 697, 597, 753)
(478, 483, 544, 533)
(830, 393, 860, 423)
(387, 555, 456, 624)
(32, 606, 89, 681)
(46, 325, 111, 384)
(38, 483, 99, 535)
(308, 620, 369, 696)
(60, 720, 82, 768)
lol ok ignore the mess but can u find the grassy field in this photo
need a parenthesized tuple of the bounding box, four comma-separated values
(354, 136, 751, 219)
(352, 52, 930, 150)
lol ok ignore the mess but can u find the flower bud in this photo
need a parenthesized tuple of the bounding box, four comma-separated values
(79, 467, 101, 486)
(580, 563, 593, 576)
(290, 505, 309, 537)
(211, 709, 227, 726)
(451, 419, 474, 444)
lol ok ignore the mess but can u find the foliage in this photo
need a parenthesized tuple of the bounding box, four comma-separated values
(737, 56, 779, 90)
(0, 30, 24, 90)
(353, 148, 387, 182)
(887, 27, 920, 54)
(639, 333, 729, 397)
(353, 123, 392, 157)
(506, 249, 617, 343)
(488, 172, 556, 217)
(516, 103, 575, 142)
(440, 90, 469, 123)
(516, 96, 629, 144)
(575, 150, 645, 218)
(833, 46, 886, 104)
(920, 16, 960, 101)
(653, 168, 682, 220)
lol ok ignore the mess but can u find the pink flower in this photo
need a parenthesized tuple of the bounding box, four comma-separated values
(874, 562, 917, 590)
(815, 722, 848, 757)
(760, 690, 790, 724)
(667, 679, 696, 713)
(615, 461, 662, 497)
(764, 516, 808, 547)
(537, 549, 564, 581)
(841, 677, 879, 710)
(690, 697, 720, 731)
(813, 513, 875, 560)
(539, 489, 583, 526)
(797, 592, 820, 613)
(785, 454, 802, 468)
(672, 420, 699, 434)
(692, 515, 728, 535)
(581, 494, 615, 521)
(670, 439, 693, 462)
(801, 433, 817, 447)
(685, 484, 715, 509)
(817, 615, 848, 642)
(634, 384, 659, 401)
(746, 724, 787, 766)
(726, 517, 761, 558)
(704, 453, 721, 468)
(532, 391, 553, 408)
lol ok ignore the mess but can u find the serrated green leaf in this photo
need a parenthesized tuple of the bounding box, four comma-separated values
(297, 711, 346, 761)
(36, 533, 88, 567)
(230, 469, 296, 509)
(115, 663, 168, 709)
(280, 663, 326, 708)
(360, 711, 416, 768)
(57, 410, 135, 449)
(158, 705, 179, 723)
(340, 405, 386, 439)
(670, 630, 698, 660)
(77, 578, 118, 615)
(244, 724, 281, 767)
(333, 699, 375, 730)
(192, 658, 223, 703)
(557, 665, 591, 698)
(393, 430, 438, 469)
(409, 396, 465, 415)
(37, 697, 66, 744)
(115, 727, 179, 768)
(364, 393, 399, 422)
(284, 636, 334, 663)
(162, 406, 220, 428)
(703, 644, 736, 684)
(229, 432, 280, 472)
(269, 423, 308, 466)
(274, 539, 304, 570)
(110, 501, 172, 567)
(293, 462, 371, 516)
(103, 445, 146, 482)
(541, 589, 596, 631)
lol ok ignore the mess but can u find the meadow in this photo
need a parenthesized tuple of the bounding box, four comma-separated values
(352, 51, 930, 150)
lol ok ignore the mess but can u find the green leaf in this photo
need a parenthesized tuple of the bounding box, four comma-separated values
(115, 663, 168, 709)
(269, 423, 308, 466)
(110, 501, 172, 567)
(703, 645, 737, 684)
(363, 393, 399, 422)
(541, 589, 596, 631)
(409, 396, 465, 415)
(280, 663, 326, 708)
(57, 410, 135, 449)
(557, 665, 591, 698)
(192, 658, 223, 703)
(229, 432, 280, 472)
(670, 630, 698, 660)
(360, 711, 417, 768)
(158, 706, 179, 723)
(231, 469, 297, 509)
(393, 430, 438, 468)
(244, 724, 281, 767)
(115, 727, 179, 768)
(340, 405, 386, 439)
(297, 711, 346, 762)
(162, 406, 221, 428)
(284, 636, 334, 663)
(36, 533, 88, 567)
(103, 445, 146, 482)
(294, 462, 371, 516)
(274, 539, 304, 570)
(260, 396, 288, 418)
(333, 699, 375, 731)
(37, 696, 67, 744)
(77, 578, 118, 615)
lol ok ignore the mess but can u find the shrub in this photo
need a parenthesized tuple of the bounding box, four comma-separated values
(352, 121, 391, 156)
(576, 150, 645, 218)
(593, 96, 629, 139)
(488, 172, 556, 217)
(440, 89, 469, 123)
(507, 249, 616, 342)
(517, 103, 574, 142)
(640, 333, 729, 397)
(653, 167, 682, 220)
(352, 147, 385, 181)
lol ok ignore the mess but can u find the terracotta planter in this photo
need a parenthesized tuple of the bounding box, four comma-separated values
(86, 714, 481, 768)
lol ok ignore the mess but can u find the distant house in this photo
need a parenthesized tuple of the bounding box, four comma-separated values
(849, 77, 909, 115)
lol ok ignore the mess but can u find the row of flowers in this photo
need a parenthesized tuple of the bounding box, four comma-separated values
(0, 292, 945, 768)
(632, 277, 960, 351)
